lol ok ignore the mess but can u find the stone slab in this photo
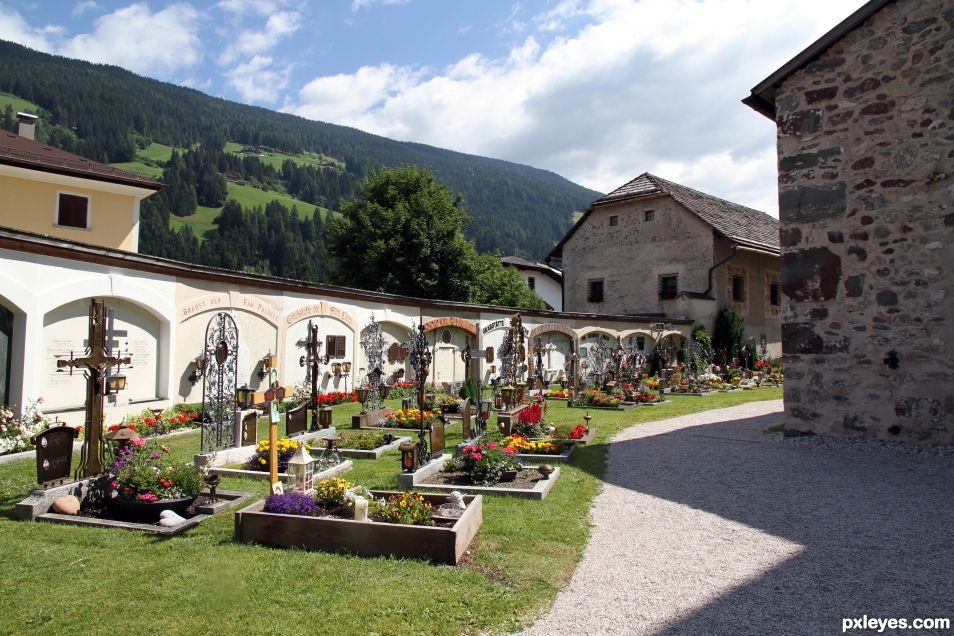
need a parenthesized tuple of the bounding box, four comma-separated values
(514, 444, 575, 464)
(210, 460, 353, 482)
(351, 408, 389, 429)
(396, 454, 453, 490)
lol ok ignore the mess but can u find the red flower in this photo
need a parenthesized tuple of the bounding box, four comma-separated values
(471, 452, 483, 461)
(108, 424, 120, 431)
(144, 417, 155, 425)
(504, 447, 517, 455)
(486, 441, 497, 450)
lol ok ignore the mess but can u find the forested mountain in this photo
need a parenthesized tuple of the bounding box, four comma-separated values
(0, 40, 600, 261)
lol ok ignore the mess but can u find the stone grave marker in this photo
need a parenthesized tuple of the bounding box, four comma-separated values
(241, 412, 257, 446)
(286, 401, 308, 436)
(31, 426, 79, 486)
(429, 415, 446, 460)
(460, 398, 472, 439)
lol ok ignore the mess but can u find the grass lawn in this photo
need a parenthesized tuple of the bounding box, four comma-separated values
(0, 389, 781, 635)
(0, 92, 40, 114)
(224, 141, 344, 171)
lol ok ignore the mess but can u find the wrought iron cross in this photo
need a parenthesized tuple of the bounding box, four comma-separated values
(56, 299, 131, 478)
(297, 320, 323, 431)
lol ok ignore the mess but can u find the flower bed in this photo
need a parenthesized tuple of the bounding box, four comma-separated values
(572, 390, 623, 409)
(416, 464, 561, 500)
(234, 488, 483, 564)
(336, 431, 410, 459)
(0, 398, 50, 455)
(110, 438, 203, 506)
(380, 408, 436, 429)
(247, 437, 310, 472)
(503, 435, 576, 464)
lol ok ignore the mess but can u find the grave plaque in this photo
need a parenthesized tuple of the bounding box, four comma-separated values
(31, 426, 78, 486)
(485, 346, 494, 362)
(241, 412, 257, 446)
(286, 401, 308, 437)
(460, 398, 472, 439)
(429, 415, 446, 459)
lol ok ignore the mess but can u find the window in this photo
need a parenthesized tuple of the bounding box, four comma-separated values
(732, 275, 747, 302)
(636, 336, 646, 351)
(527, 276, 535, 290)
(325, 335, 346, 358)
(770, 282, 780, 306)
(644, 210, 655, 222)
(56, 193, 89, 229)
(588, 279, 604, 303)
(609, 215, 619, 227)
(659, 274, 678, 300)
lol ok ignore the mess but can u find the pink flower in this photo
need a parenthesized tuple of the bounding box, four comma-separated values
(137, 493, 158, 502)
(110, 481, 119, 489)
(131, 436, 146, 448)
(486, 441, 497, 450)
(504, 447, 516, 455)
(471, 452, 483, 461)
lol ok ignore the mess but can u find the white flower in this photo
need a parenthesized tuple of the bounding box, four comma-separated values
(2, 410, 13, 419)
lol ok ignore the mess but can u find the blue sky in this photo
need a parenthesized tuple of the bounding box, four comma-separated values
(0, 0, 863, 214)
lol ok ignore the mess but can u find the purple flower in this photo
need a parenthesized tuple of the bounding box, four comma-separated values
(150, 451, 162, 459)
(264, 492, 319, 516)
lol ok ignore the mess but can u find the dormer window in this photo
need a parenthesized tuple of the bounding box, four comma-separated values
(56, 192, 90, 229)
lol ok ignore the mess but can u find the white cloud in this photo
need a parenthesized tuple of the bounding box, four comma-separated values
(72, 1, 100, 17)
(219, 10, 300, 65)
(225, 55, 291, 103)
(351, 0, 409, 12)
(290, 0, 861, 215)
(59, 3, 202, 78)
(217, 0, 283, 15)
(0, 7, 55, 52)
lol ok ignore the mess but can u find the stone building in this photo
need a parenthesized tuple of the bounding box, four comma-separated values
(500, 255, 563, 311)
(744, 0, 953, 443)
(548, 173, 781, 355)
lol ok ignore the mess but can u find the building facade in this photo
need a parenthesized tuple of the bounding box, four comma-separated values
(549, 173, 781, 356)
(745, 0, 953, 444)
(500, 255, 564, 311)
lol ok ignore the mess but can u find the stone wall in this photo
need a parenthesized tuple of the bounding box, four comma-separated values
(563, 196, 714, 315)
(775, 0, 953, 443)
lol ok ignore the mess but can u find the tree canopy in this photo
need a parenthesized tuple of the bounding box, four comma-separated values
(329, 166, 546, 310)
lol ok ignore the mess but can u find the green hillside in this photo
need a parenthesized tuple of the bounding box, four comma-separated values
(0, 39, 600, 260)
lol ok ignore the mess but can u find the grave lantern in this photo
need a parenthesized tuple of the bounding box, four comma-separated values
(318, 405, 333, 428)
(356, 387, 370, 414)
(378, 384, 390, 400)
(399, 441, 417, 472)
(515, 381, 527, 403)
(106, 424, 138, 453)
(104, 372, 127, 395)
(235, 385, 253, 409)
(331, 362, 341, 377)
(287, 443, 315, 493)
(501, 385, 515, 409)
(493, 393, 503, 409)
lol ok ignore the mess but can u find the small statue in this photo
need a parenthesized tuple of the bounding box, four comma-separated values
(448, 490, 467, 510)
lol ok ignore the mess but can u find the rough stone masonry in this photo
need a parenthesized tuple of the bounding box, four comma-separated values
(774, 0, 953, 444)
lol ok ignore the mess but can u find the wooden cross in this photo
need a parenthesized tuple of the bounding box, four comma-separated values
(57, 299, 131, 478)
(297, 320, 323, 431)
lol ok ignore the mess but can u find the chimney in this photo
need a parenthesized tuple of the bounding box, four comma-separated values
(16, 112, 38, 140)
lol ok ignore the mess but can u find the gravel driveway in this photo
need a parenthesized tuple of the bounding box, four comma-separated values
(520, 400, 954, 635)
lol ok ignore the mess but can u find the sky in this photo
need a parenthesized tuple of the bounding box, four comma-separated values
(0, 0, 864, 215)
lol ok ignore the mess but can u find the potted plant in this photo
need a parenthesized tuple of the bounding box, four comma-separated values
(452, 440, 521, 485)
(109, 438, 203, 518)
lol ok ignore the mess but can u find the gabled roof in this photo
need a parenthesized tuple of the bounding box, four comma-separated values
(501, 255, 563, 283)
(743, 0, 894, 119)
(547, 172, 779, 261)
(0, 130, 163, 191)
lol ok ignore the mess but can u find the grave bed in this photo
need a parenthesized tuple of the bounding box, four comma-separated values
(339, 436, 411, 460)
(560, 427, 597, 445)
(35, 489, 254, 536)
(211, 460, 352, 482)
(415, 466, 560, 500)
(234, 491, 482, 565)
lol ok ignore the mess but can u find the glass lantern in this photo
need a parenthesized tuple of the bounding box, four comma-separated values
(286, 444, 315, 493)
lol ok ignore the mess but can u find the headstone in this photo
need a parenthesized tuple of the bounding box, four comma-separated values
(241, 412, 257, 446)
(31, 426, 78, 486)
(460, 398, 472, 439)
(429, 416, 446, 459)
(285, 401, 308, 437)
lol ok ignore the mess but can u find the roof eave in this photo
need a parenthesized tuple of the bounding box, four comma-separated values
(743, 0, 895, 120)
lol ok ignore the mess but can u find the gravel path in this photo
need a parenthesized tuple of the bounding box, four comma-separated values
(520, 400, 954, 635)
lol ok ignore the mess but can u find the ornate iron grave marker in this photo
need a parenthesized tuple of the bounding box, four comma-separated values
(297, 320, 324, 430)
(55, 299, 132, 478)
(31, 426, 78, 486)
(402, 321, 432, 469)
(359, 315, 386, 412)
(200, 312, 239, 452)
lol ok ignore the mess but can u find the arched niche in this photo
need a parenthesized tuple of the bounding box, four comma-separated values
(283, 313, 356, 395)
(42, 298, 164, 412)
